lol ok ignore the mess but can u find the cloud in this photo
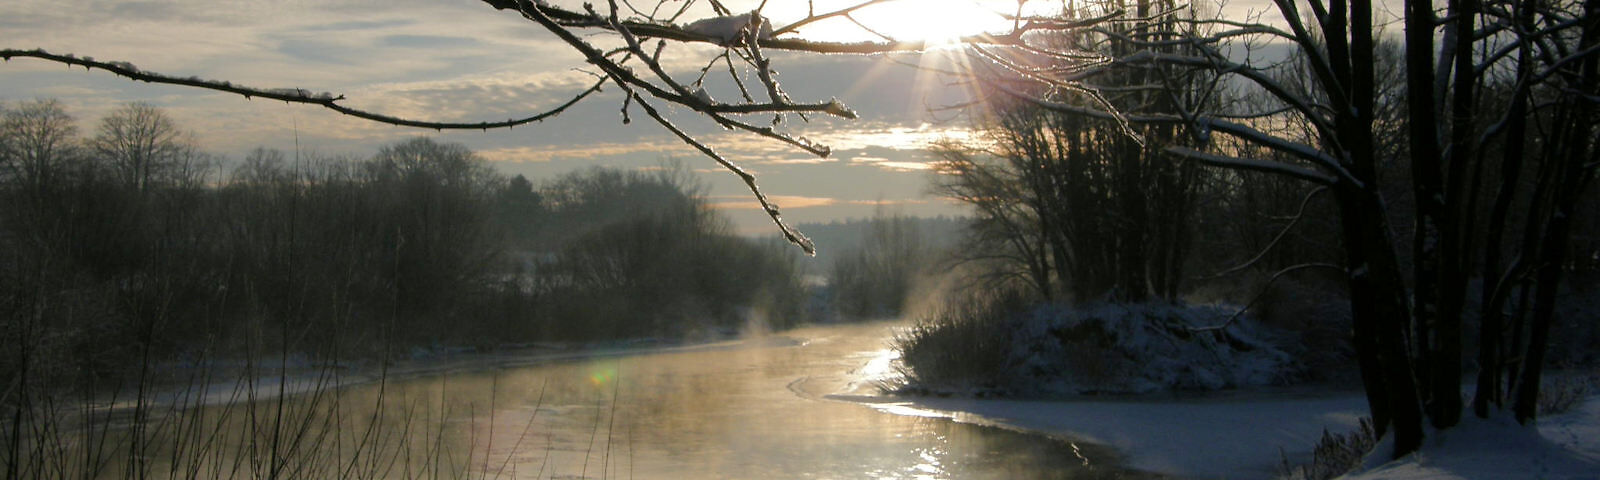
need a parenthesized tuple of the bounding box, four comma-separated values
(1, 0, 982, 234)
(379, 35, 483, 49)
(707, 195, 841, 210)
(706, 194, 932, 211)
(850, 155, 934, 172)
(477, 140, 678, 163)
(754, 157, 842, 165)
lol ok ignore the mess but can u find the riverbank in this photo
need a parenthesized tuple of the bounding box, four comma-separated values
(838, 389, 1600, 479)
(834, 389, 1367, 479)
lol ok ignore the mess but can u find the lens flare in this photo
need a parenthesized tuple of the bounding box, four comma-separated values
(589, 366, 617, 386)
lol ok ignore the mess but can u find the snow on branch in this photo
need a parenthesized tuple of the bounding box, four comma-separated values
(0, 48, 605, 131)
(479, 0, 1128, 54)
(1114, 51, 1340, 145)
(979, 78, 1361, 187)
(1164, 147, 1339, 185)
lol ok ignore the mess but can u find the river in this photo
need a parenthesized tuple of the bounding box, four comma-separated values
(77, 321, 1154, 479)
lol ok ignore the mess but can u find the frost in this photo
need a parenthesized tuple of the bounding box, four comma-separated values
(684, 13, 773, 44)
(691, 87, 713, 104)
(260, 88, 328, 99)
(107, 61, 139, 73)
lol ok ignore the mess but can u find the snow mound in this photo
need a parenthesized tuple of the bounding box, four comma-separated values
(1010, 302, 1300, 395)
(1339, 406, 1600, 480)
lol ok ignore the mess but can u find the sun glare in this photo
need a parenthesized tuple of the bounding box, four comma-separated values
(860, 0, 1010, 44)
(783, 0, 1024, 45)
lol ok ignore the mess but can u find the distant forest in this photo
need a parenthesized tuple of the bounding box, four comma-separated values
(0, 99, 835, 388)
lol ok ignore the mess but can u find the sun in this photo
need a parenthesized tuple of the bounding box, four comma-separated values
(781, 0, 1018, 45)
(859, 0, 1013, 44)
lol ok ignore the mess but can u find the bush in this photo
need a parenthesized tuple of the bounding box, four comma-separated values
(892, 291, 1029, 395)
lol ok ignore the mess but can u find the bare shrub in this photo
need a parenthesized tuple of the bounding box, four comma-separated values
(1277, 417, 1377, 480)
(1539, 371, 1598, 416)
(891, 291, 1028, 395)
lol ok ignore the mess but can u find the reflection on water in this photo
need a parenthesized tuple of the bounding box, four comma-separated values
(79, 322, 1155, 479)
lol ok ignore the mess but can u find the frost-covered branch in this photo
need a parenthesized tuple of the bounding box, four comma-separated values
(0, 49, 605, 131)
(980, 79, 1359, 186)
(1164, 147, 1339, 185)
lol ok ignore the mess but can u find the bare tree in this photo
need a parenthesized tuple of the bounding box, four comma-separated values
(9, 0, 1593, 460)
(953, 0, 1600, 457)
(0, 99, 80, 193)
(89, 102, 201, 192)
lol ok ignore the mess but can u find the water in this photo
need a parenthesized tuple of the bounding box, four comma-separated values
(66, 322, 1155, 479)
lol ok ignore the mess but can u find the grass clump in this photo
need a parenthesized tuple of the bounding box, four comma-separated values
(1277, 417, 1378, 480)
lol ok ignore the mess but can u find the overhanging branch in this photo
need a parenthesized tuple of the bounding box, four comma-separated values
(1, 49, 605, 131)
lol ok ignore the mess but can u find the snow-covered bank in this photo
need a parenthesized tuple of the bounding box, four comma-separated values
(834, 391, 1600, 479)
(1339, 397, 1600, 480)
(895, 301, 1311, 397)
(836, 391, 1368, 479)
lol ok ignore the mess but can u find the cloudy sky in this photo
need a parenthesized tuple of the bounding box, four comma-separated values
(2, 0, 1085, 234)
(3, 0, 1331, 236)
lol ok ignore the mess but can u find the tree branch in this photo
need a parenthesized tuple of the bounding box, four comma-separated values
(1, 49, 606, 131)
(1165, 147, 1339, 185)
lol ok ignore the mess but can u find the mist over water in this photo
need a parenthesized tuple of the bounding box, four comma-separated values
(84, 322, 1148, 479)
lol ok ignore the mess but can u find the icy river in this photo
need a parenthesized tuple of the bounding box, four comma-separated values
(100, 321, 1151, 479)
(376, 321, 1150, 479)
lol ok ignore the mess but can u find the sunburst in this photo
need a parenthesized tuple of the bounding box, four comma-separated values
(854, 0, 1011, 45)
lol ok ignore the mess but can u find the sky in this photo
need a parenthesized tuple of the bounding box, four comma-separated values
(0, 0, 1070, 234)
(1, 0, 1344, 235)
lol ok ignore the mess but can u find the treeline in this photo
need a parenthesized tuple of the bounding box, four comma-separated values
(796, 215, 965, 320)
(904, 0, 1600, 416)
(0, 99, 809, 388)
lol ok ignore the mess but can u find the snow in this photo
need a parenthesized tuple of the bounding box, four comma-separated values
(683, 13, 773, 44)
(1337, 399, 1600, 480)
(840, 386, 1600, 479)
(691, 86, 713, 104)
(910, 302, 1303, 396)
(854, 304, 1600, 479)
(838, 391, 1369, 479)
(260, 87, 335, 100)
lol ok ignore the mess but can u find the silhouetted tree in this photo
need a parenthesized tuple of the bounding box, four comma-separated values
(90, 102, 205, 192)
